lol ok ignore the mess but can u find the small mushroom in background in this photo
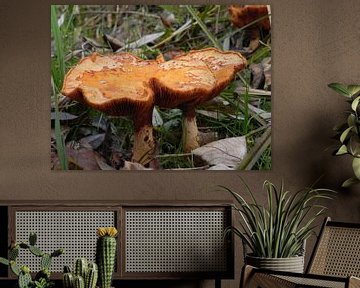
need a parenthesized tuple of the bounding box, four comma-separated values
(154, 48, 247, 152)
(61, 53, 158, 165)
(228, 5, 271, 52)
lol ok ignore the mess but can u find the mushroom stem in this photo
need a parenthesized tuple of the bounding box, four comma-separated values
(182, 108, 200, 152)
(132, 125, 155, 165)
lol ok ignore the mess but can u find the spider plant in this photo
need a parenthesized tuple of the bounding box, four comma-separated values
(223, 180, 334, 258)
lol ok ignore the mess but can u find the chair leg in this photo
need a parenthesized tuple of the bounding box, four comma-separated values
(215, 278, 221, 288)
(240, 265, 255, 288)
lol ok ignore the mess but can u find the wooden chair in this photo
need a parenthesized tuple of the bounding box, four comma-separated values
(241, 217, 360, 288)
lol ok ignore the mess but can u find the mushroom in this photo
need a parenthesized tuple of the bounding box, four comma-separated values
(153, 48, 247, 152)
(61, 48, 246, 165)
(228, 5, 271, 52)
(61, 53, 158, 165)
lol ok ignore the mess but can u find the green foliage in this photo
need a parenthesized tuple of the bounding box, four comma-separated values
(223, 179, 335, 258)
(0, 232, 64, 288)
(329, 82, 360, 187)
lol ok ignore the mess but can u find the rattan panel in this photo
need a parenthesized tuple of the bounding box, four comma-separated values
(277, 275, 345, 288)
(125, 210, 227, 273)
(15, 211, 115, 272)
(310, 226, 360, 277)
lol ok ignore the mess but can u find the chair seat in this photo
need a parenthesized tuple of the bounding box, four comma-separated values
(277, 274, 346, 288)
(243, 266, 360, 288)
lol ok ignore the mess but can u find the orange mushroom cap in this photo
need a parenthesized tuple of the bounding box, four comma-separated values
(228, 5, 270, 32)
(61, 53, 157, 131)
(154, 48, 247, 112)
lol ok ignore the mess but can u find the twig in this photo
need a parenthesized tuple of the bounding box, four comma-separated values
(77, 10, 161, 19)
(169, 165, 210, 171)
(155, 152, 192, 158)
(152, 19, 193, 49)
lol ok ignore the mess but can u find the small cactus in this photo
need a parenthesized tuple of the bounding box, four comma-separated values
(85, 263, 98, 288)
(74, 258, 88, 279)
(63, 272, 74, 288)
(63, 259, 98, 288)
(18, 267, 32, 288)
(74, 275, 85, 288)
(29, 245, 44, 257)
(96, 227, 118, 288)
(29, 232, 37, 246)
(41, 253, 52, 270)
(9, 246, 19, 260)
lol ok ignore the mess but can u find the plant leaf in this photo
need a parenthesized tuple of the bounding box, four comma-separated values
(342, 177, 360, 187)
(351, 96, 360, 111)
(340, 126, 353, 143)
(348, 85, 360, 97)
(336, 145, 348, 155)
(328, 83, 352, 97)
(352, 157, 360, 179)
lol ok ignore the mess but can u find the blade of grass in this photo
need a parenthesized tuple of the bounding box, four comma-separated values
(52, 78, 68, 170)
(237, 126, 271, 170)
(51, 5, 65, 90)
(185, 5, 222, 50)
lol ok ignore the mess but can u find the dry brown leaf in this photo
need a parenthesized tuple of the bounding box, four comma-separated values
(193, 136, 247, 168)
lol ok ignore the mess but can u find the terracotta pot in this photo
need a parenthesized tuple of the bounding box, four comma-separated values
(245, 254, 305, 273)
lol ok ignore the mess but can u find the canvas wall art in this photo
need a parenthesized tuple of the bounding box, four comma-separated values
(51, 5, 271, 171)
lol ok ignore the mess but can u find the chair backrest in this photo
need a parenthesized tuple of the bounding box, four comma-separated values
(307, 217, 360, 277)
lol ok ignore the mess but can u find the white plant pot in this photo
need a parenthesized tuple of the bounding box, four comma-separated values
(245, 254, 305, 273)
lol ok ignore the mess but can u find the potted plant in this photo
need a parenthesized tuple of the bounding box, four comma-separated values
(223, 179, 334, 273)
(328, 83, 360, 187)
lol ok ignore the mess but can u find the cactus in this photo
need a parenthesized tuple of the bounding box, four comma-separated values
(10, 260, 20, 276)
(18, 266, 32, 288)
(96, 227, 118, 288)
(0, 232, 64, 288)
(51, 248, 64, 257)
(35, 268, 50, 281)
(29, 232, 37, 246)
(85, 263, 98, 288)
(29, 245, 44, 257)
(9, 246, 19, 260)
(41, 253, 52, 270)
(63, 259, 98, 288)
(63, 272, 74, 288)
(74, 275, 85, 288)
(74, 258, 88, 279)
(0, 257, 9, 266)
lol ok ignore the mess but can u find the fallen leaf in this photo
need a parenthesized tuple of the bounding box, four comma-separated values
(207, 164, 234, 170)
(94, 154, 116, 170)
(65, 145, 101, 170)
(121, 161, 153, 170)
(121, 32, 165, 50)
(198, 131, 218, 146)
(250, 63, 265, 89)
(193, 137, 247, 168)
(79, 133, 105, 150)
(103, 34, 125, 51)
(152, 107, 163, 127)
(50, 112, 78, 122)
